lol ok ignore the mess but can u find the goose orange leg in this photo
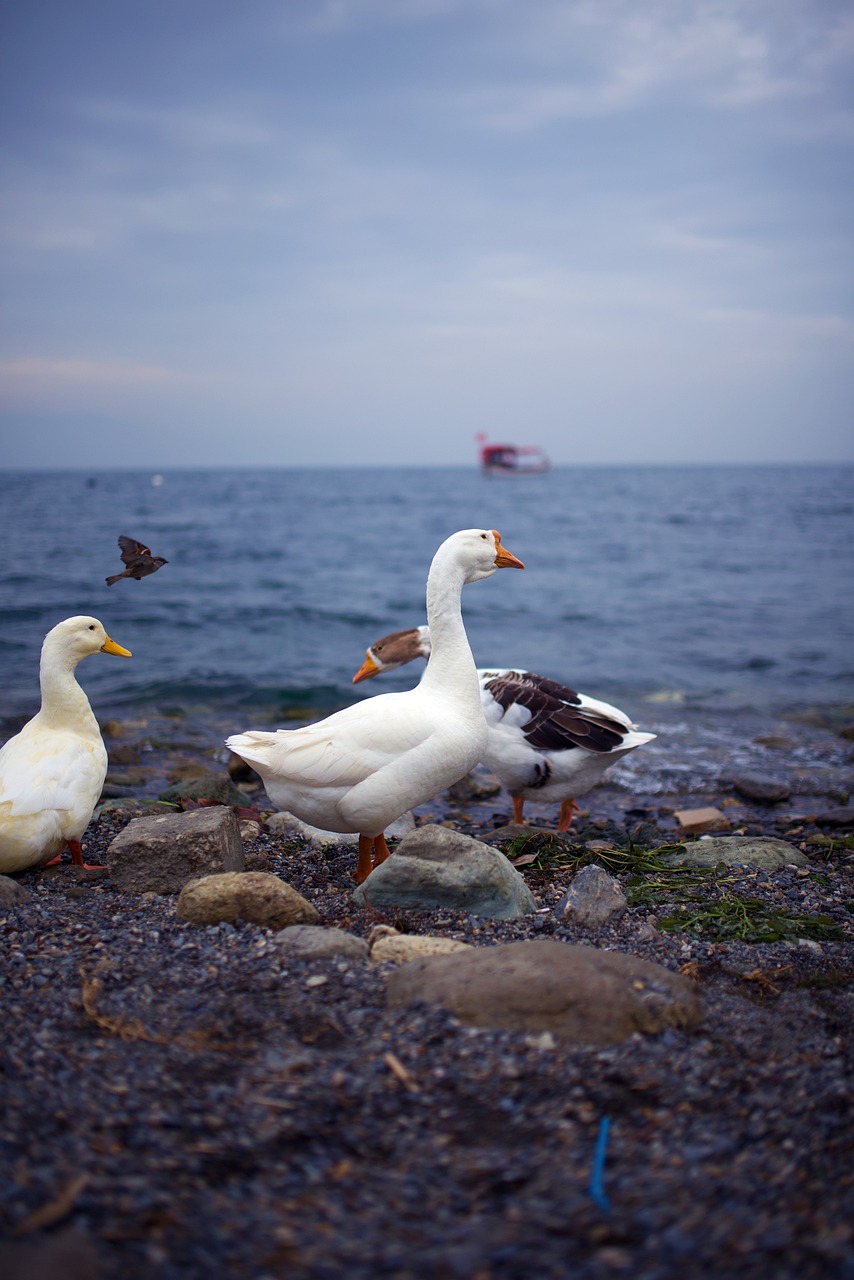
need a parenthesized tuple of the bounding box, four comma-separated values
(355, 832, 393, 883)
(44, 839, 103, 870)
(557, 799, 580, 832)
(512, 795, 526, 824)
(356, 836, 374, 884)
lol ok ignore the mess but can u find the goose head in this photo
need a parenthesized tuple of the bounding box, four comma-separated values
(440, 528, 525, 583)
(44, 615, 133, 666)
(352, 626, 428, 683)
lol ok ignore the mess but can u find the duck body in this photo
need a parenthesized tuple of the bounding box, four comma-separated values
(227, 529, 524, 881)
(352, 626, 655, 830)
(0, 616, 132, 873)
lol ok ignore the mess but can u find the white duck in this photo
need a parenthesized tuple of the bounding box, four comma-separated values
(0, 616, 132, 873)
(227, 529, 524, 883)
(352, 625, 655, 831)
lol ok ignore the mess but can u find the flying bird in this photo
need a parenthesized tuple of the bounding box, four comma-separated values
(106, 536, 168, 586)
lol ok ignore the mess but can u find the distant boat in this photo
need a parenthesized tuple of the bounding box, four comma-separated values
(476, 433, 550, 476)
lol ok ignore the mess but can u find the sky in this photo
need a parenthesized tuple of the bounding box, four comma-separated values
(1, 0, 852, 468)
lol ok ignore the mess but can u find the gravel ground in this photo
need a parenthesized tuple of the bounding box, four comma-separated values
(1, 719, 853, 1280)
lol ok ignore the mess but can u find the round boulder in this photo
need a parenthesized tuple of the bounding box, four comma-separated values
(177, 871, 319, 930)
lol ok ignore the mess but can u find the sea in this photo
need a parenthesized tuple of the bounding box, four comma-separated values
(1, 465, 852, 799)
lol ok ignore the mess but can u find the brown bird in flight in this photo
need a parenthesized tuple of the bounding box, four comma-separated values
(106, 536, 169, 586)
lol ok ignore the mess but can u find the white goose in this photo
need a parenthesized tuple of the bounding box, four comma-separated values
(353, 625, 655, 831)
(227, 529, 524, 883)
(0, 616, 132, 874)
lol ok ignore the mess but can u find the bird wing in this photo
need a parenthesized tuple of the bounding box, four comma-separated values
(227, 694, 444, 790)
(0, 726, 105, 816)
(118, 535, 152, 563)
(479, 670, 631, 754)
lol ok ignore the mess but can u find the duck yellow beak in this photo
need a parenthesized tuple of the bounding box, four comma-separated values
(101, 635, 132, 658)
(352, 653, 380, 684)
(492, 530, 525, 570)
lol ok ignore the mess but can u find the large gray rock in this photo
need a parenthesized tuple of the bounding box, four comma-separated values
(554, 863, 627, 927)
(387, 939, 703, 1045)
(662, 835, 809, 870)
(106, 807, 245, 893)
(177, 871, 318, 930)
(352, 824, 538, 919)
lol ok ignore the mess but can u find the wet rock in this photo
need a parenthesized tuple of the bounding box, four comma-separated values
(369, 926, 473, 963)
(273, 925, 369, 959)
(753, 733, 796, 750)
(386, 939, 703, 1045)
(554, 864, 627, 927)
(816, 806, 854, 828)
(106, 744, 142, 766)
(227, 754, 258, 783)
(106, 807, 245, 894)
(352, 824, 538, 919)
(265, 810, 415, 846)
(177, 871, 318, 930)
(0, 876, 32, 906)
(104, 769, 149, 788)
(159, 769, 253, 808)
(628, 820, 672, 847)
(790, 767, 852, 803)
(662, 835, 810, 870)
(728, 773, 791, 804)
(445, 773, 500, 802)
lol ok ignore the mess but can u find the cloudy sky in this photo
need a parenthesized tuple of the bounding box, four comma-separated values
(1, 0, 852, 468)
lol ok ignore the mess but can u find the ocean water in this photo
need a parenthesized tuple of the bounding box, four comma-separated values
(1, 465, 852, 795)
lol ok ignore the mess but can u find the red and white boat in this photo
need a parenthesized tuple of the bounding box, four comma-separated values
(476, 433, 550, 476)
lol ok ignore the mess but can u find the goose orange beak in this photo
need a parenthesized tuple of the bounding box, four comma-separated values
(101, 635, 132, 657)
(352, 653, 380, 684)
(492, 530, 525, 570)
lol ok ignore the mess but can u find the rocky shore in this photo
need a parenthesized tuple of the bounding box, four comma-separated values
(1, 708, 853, 1280)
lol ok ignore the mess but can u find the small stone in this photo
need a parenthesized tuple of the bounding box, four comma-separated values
(554, 864, 627, 928)
(274, 926, 369, 960)
(674, 807, 729, 834)
(0, 876, 32, 906)
(177, 871, 319, 930)
(369, 927, 473, 963)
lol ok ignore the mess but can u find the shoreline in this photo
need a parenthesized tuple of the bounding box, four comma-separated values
(1, 705, 853, 1278)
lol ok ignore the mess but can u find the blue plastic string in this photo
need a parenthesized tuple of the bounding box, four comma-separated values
(589, 1116, 612, 1212)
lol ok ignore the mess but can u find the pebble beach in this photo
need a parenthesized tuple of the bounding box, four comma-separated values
(2, 706, 853, 1280)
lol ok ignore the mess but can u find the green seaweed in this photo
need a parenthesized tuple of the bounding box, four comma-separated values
(502, 835, 847, 944)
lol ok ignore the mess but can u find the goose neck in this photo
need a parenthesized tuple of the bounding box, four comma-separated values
(420, 552, 478, 698)
(39, 649, 96, 730)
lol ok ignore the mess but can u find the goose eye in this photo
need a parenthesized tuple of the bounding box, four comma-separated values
(88, 624, 95, 631)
